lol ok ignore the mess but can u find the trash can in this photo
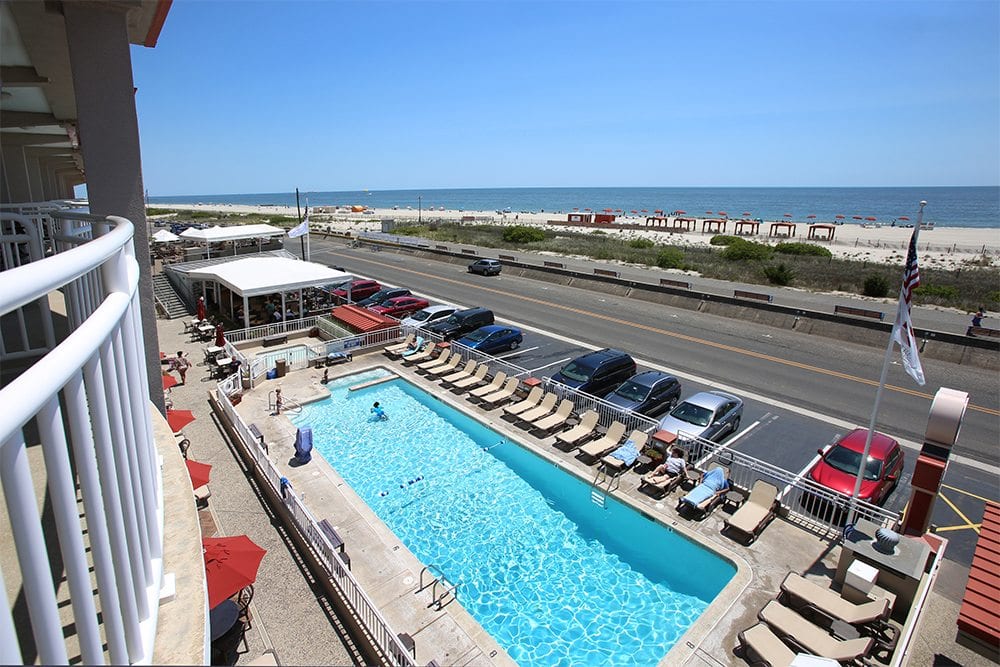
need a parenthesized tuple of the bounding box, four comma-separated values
(275, 358, 287, 378)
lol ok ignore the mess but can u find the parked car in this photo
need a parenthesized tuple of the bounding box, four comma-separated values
(424, 307, 494, 340)
(400, 305, 458, 329)
(330, 279, 380, 303)
(456, 325, 523, 354)
(807, 429, 904, 505)
(356, 287, 411, 308)
(604, 370, 681, 418)
(468, 258, 502, 276)
(368, 296, 430, 319)
(550, 348, 636, 398)
(658, 391, 743, 442)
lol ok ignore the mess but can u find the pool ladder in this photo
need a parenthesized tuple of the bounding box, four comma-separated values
(590, 467, 620, 506)
(268, 390, 302, 415)
(418, 565, 459, 610)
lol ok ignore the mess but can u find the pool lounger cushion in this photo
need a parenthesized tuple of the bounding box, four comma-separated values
(576, 421, 627, 460)
(758, 600, 874, 662)
(737, 622, 796, 667)
(724, 480, 779, 544)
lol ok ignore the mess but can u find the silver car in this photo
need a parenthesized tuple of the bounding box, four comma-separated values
(657, 391, 743, 442)
(400, 304, 457, 329)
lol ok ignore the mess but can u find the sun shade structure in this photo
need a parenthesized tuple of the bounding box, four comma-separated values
(166, 409, 196, 433)
(152, 229, 180, 242)
(185, 459, 212, 489)
(180, 224, 285, 243)
(203, 535, 267, 609)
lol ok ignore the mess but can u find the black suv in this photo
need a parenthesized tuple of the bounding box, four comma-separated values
(424, 307, 494, 340)
(550, 348, 637, 397)
(468, 259, 502, 276)
(604, 370, 681, 418)
(356, 287, 411, 308)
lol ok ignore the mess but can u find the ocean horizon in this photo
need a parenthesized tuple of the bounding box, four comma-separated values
(149, 186, 1000, 229)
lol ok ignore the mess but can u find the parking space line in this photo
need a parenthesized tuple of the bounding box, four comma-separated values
(935, 523, 983, 533)
(937, 491, 982, 535)
(695, 419, 762, 468)
(527, 357, 571, 374)
(494, 346, 538, 360)
(940, 484, 998, 504)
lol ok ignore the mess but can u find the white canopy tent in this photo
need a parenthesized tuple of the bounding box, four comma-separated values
(187, 257, 351, 328)
(179, 224, 286, 258)
(152, 229, 180, 243)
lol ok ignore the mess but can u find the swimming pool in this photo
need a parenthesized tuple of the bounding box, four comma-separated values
(294, 368, 735, 666)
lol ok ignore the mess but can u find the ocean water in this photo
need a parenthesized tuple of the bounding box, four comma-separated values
(149, 186, 1000, 228)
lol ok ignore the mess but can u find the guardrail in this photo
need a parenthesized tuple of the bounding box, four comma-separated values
(540, 377, 660, 435)
(0, 212, 165, 664)
(225, 316, 318, 343)
(213, 378, 417, 666)
(0, 212, 55, 360)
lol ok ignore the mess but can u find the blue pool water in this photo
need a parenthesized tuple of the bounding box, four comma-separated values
(293, 369, 735, 666)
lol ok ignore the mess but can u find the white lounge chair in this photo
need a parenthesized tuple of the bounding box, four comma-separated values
(401, 342, 436, 364)
(724, 480, 779, 544)
(531, 399, 575, 433)
(516, 392, 558, 424)
(440, 359, 477, 385)
(479, 378, 520, 407)
(758, 600, 874, 663)
(555, 410, 599, 447)
(468, 372, 507, 398)
(450, 364, 488, 389)
(737, 622, 796, 667)
(577, 421, 627, 461)
(384, 333, 416, 356)
(780, 573, 894, 633)
(417, 349, 453, 372)
(425, 353, 462, 376)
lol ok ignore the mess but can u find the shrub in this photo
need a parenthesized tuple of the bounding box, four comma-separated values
(590, 229, 606, 235)
(655, 247, 685, 269)
(392, 225, 426, 236)
(710, 235, 739, 246)
(502, 225, 545, 243)
(720, 239, 773, 261)
(628, 238, 655, 249)
(862, 274, 890, 297)
(188, 210, 215, 219)
(763, 263, 796, 286)
(913, 284, 958, 299)
(775, 242, 833, 258)
(146, 207, 175, 216)
(988, 290, 1000, 307)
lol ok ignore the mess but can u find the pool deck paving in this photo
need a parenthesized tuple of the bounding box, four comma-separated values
(160, 316, 995, 666)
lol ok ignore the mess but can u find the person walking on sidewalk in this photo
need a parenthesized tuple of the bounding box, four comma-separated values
(967, 307, 987, 336)
(172, 351, 191, 385)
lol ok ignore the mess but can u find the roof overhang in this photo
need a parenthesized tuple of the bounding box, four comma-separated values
(187, 258, 352, 298)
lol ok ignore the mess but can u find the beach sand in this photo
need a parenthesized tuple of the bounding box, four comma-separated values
(159, 203, 1000, 270)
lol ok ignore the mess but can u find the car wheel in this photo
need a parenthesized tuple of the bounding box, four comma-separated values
(730, 417, 741, 434)
(509, 340, 519, 351)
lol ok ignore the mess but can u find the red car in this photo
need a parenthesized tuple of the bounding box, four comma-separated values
(808, 428, 904, 505)
(331, 279, 380, 303)
(368, 296, 430, 319)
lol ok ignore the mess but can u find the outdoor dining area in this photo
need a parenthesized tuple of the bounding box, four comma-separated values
(204, 534, 267, 665)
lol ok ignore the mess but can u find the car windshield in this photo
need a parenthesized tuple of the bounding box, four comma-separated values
(669, 401, 713, 427)
(557, 361, 591, 382)
(410, 310, 432, 322)
(464, 329, 491, 342)
(614, 380, 650, 402)
(824, 445, 882, 481)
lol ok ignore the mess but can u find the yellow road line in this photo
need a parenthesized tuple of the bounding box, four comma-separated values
(336, 251, 1000, 417)
(938, 492, 982, 535)
(941, 484, 999, 504)
(935, 523, 983, 533)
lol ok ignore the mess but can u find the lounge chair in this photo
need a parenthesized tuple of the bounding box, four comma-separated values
(479, 378, 520, 408)
(468, 372, 508, 399)
(677, 465, 730, 518)
(577, 421, 627, 461)
(531, 399, 574, 433)
(600, 430, 649, 474)
(425, 353, 463, 377)
(440, 359, 477, 385)
(450, 364, 488, 390)
(384, 333, 416, 356)
(638, 460, 686, 498)
(779, 573, 896, 644)
(503, 387, 545, 417)
(736, 622, 797, 667)
(758, 600, 874, 663)
(396, 336, 427, 358)
(401, 341, 436, 364)
(417, 349, 453, 372)
(555, 410, 599, 447)
(516, 392, 558, 424)
(724, 480, 780, 544)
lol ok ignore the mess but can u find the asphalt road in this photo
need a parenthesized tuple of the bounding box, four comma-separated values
(300, 237, 1000, 565)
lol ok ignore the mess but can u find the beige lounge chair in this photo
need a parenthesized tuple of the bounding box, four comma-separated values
(479, 378, 520, 407)
(577, 421, 627, 461)
(468, 372, 507, 398)
(758, 600, 874, 663)
(401, 342, 437, 364)
(724, 480, 779, 544)
(384, 333, 415, 355)
(450, 364, 488, 389)
(417, 349, 453, 371)
(531, 399, 575, 433)
(677, 464, 730, 518)
(600, 430, 650, 473)
(440, 359, 477, 385)
(503, 387, 545, 417)
(780, 573, 894, 633)
(737, 622, 796, 667)
(425, 353, 462, 377)
(638, 453, 686, 497)
(555, 410, 599, 447)
(516, 392, 558, 424)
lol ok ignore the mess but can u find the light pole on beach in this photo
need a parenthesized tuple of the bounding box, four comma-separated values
(418, 195, 422, 224)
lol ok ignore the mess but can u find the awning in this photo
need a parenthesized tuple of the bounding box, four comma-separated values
(179, 224, 286, 243)
(187, 257, 351, 298)
(330, 305, 397, 332)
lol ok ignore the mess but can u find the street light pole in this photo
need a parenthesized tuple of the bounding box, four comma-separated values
(418, 195, 422, 224)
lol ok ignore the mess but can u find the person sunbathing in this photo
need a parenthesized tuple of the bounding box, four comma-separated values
(643, 447, 686, 484)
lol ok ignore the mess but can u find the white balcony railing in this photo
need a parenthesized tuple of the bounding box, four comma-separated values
(0, 212, 164, 664)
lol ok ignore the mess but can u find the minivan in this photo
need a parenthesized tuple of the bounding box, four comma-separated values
(550, 348, 636, 397)
(424, 307, 495, 340)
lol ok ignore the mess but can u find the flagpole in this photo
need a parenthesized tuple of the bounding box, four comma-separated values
(849, 201, 926, 521)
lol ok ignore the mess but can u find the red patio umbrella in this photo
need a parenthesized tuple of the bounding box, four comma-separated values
(865, 216, 877, 221)
(783, 213, 793, 218)
(186, 459, 212, 489)
(806, 214, 817, 219)
(572, 207, 579, 211)
(835, 215, 846, 219)
(162, 374, 179, 391)
(654, 209, 664, 214)
(167, 409, 196, 433)
(603, 208, 613, 213)
(898, 216, 910, 221)
(641, 209, 649, 213)
(215, 323, 225, 347)
(630, 210, 638, 214)
(852, 215, 863, 220)
(705, 211, 713, 215)
(203, 535, 267, 609)
(717, 211, 728, 217)
(583, 208, 591, 212)
(614, 209, 622, 213)
(742, 212, 752, 217)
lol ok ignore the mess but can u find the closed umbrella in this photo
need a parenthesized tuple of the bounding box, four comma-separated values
(167, 409, 196, 433)
(186, 459, 212, 489)
(203, 535, 267, 609)
(197, 296, 206, 321)
(215, 323, 225, 347)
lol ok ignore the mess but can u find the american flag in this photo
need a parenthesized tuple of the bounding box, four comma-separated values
(890, 225, 925, 385)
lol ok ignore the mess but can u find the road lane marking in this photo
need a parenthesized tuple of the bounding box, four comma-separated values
(940, 484, 998, 503)
(937, 491, 982, 535)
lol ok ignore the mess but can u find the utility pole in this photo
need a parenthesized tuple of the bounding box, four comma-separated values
(418, 194, 422, 224)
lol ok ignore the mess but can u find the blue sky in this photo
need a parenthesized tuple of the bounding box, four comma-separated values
(131, 1, 1000, 195)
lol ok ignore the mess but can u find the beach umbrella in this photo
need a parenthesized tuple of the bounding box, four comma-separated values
(166, 409, 196, 433)
(603, 208, 613, 213)
(584, 208, 591, 212)
(215, 323, 225, 347)
(783, 213, 793, 218)
(641, 209, 649, 213)
(898, 216, 910, 221)
(807, 214, 817, 219)
(654, 209, 664, 214)
(742, 212, 752, 217)
(705, 211, 713, 215)
(835, 215, 846, 220)
(162, 374, 179, 391)
(572, 207, 579, 211)
(203, 535, 267, 609)
(718, 211, 728, 217)
(673, 210, 685, 215)
(852, 216, 863, 220)
(630, 210, 638, 214)
(865, 216, 877, 221)
(186, 459, 212, 489)
(614, 209, 622, 213)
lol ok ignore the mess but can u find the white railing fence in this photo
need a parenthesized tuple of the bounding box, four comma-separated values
(0, 213, 165, 665)
(540, 377, 660, 435)
(0, 212, 55, 360)
(213, 379, 417, 667)
(224, 316, 318, 343)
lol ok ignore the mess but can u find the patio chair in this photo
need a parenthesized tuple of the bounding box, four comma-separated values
(779, 573, 897, 646)
(384, 333, 416, 356)
(638, 455, 686, 498)
(600, 430, 649, 475)
(468, 372, 507, 399)
(758, 600, 874, 663)
(736, 622, 797, 667)
(531, 399, 575, 433)
(425, 353, 462, 377)
(450, 364, 488, 390)
(416, 349, 453, 372)
(440, 359, 477, 385)
(724, 480, 780, 544)
(478, 378, 520, 408)
(194, 484, 212, 507)
(401, 341, 436, 365)
(576, 421, 627, 462)
(515, 392, 558, 424)
(502, 387, 545, 417)
(555, 410, 599, 447)
(677, 465, 730, 519)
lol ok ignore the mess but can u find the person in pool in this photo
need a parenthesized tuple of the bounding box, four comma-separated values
(371, 401, 387, 421)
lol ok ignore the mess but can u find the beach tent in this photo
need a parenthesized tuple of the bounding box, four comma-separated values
(180, 224, 285, 258)
(187, 257, 351, 328)
(152, 229, 180, 243)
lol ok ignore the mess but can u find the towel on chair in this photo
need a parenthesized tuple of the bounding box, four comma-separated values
(401, 337, 425, 357)
(608, 439, 639, 466)
(294, 427, 313, 464)
(682, 466, 728, 507)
